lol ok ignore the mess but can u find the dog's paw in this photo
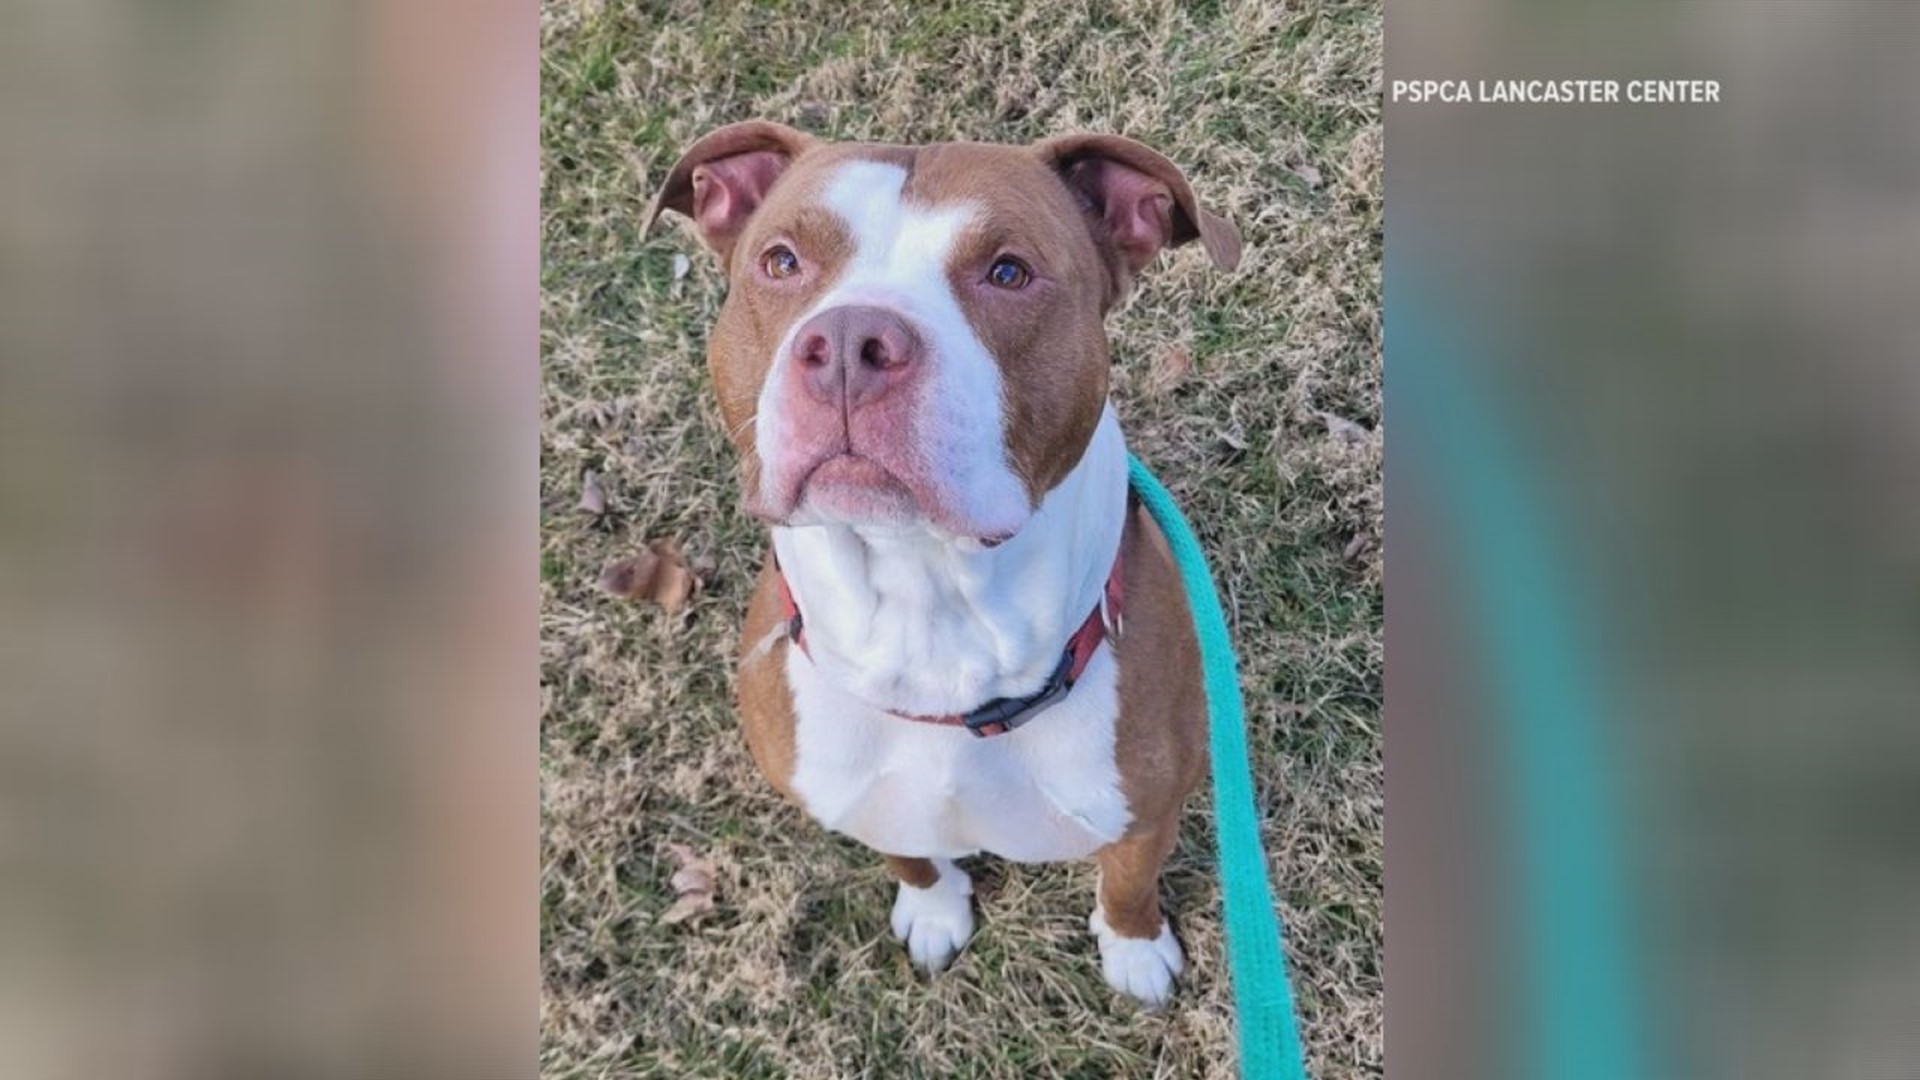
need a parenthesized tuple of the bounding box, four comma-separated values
(1089, 905, 1185, 1009)
(889, 859, 975, 972)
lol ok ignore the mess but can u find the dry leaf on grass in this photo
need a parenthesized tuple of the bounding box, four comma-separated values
(671, 252, 691, 281)
(1293, 161, 1324, 189)
(660, 891, 714, 925)
(669, 863, 713, 896)
(1343, 533, 1375, 561)
(1150, 345, 1194, 393)
(576, 470, 607, 516)
(1318, 410, 1372, 445)
(597, 537, 700, 612)
(660, 842, 719, 926)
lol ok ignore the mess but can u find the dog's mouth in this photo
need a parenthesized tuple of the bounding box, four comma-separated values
(801, 452, 909, 496)
(788, 451, 921, 524)
(756, 451, 1023, 546)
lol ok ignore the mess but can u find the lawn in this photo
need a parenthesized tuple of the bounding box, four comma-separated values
(540, 1, 1382, 1076)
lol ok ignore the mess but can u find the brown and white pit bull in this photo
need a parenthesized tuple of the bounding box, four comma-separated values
(648, 121, 1240, 1007)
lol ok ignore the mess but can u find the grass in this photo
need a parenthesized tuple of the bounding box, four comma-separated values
(540, 1, 1381, 1076)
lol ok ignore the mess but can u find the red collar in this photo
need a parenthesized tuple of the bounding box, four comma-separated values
(774, 550, 1124, 738)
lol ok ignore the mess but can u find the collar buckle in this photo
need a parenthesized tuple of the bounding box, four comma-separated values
(962, 648, 1075, 738)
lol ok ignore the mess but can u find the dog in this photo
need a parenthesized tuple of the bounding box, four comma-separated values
(649, 121, 1240, 1006)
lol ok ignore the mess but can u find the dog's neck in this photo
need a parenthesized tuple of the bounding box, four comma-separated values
(771, 404, 1128, 717)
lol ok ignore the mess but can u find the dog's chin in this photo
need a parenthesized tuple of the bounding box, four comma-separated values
(755, 454, 1027, 544)
(794, 455, 923, 526)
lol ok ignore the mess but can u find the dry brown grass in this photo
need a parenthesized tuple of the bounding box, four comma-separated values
(541, 1, 1380, 1076)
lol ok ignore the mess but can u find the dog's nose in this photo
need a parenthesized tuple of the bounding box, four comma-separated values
(791, 306, 920, 409)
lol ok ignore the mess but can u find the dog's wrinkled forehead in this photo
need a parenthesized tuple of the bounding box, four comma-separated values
(743, 143, 1099, 291)
(813, 158, 975, 303)
(824, 159, 970, 248)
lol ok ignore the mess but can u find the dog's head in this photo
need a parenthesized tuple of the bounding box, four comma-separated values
(650, 123, 1239, 542)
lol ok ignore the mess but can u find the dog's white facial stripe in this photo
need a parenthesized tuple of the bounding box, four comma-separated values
(752, 159, 1030, 537)
(823, 161, 973, 306)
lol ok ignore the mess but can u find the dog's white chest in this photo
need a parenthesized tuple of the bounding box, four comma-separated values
(785, 645, 1133, 862)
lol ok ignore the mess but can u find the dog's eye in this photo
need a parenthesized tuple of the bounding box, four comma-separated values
(762, 245, 801, 280)
(987, 256, 1031, 290)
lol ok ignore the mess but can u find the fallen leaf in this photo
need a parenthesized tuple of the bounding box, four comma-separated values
(1318, 411, 1371, 445)
(576, 470, 607, 515)
(669, 863, 714, 896)
(597, 549, 655, 597)
(660, 842, 719, 926)
(1294, 162, 1324, 189)
(649, 538, 698, 612)
(671, 252, 691, 280)
(597, 538, 700, 611)
(1150, 345, 1193, 393)
(1343, 533, 1374, 561)
(660, 890, 715, 926)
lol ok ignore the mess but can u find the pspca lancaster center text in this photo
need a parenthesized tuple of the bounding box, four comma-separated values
(1392, 78, 1722, 104)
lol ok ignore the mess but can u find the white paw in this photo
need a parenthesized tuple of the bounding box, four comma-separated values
(1090, 904, 1185, 1008)
(889, 859, 974, 972)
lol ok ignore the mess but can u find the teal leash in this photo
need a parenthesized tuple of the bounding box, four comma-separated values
(1127, 455, 1309, 1080)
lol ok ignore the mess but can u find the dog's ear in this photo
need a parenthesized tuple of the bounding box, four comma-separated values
(1032, 133, 1241, 302)
(647, 121, 819, 266)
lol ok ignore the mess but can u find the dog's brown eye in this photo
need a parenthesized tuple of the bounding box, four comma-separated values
(987, 256, 1031, 290)
(762, 245, 801, 279)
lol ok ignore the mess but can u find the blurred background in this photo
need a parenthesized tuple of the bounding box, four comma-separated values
(0, 3, 534, 1078)
(1386, 3, 1920, 1079)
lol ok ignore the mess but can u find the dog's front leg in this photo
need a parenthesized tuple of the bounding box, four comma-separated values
(884, 854, 974, 973)
(1089, 823, 1185, 1008)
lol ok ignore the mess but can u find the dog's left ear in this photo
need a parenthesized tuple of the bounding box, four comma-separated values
(1033, 133, 1241, 299)
(647, 120, 820, 267)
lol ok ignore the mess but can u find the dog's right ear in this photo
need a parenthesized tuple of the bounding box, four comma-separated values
(647, 121, 818, 267)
